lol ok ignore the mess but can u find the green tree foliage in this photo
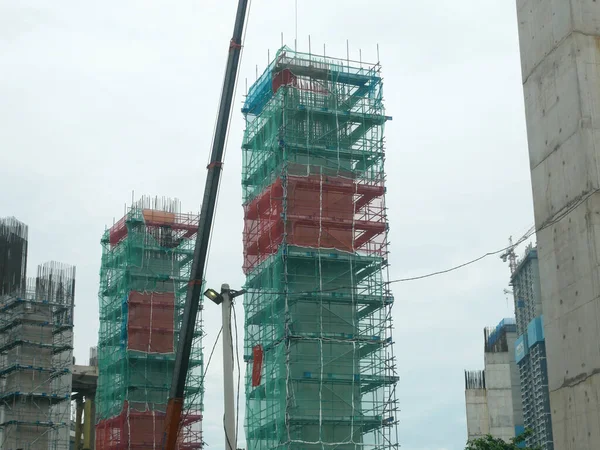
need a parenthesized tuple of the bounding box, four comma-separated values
(465, 430, 540, 450)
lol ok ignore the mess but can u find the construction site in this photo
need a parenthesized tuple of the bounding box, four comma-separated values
(6, 1, 600, 449)
(241, 47, 398, 449)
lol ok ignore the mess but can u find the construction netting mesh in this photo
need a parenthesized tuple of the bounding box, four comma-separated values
(242, 47, 399, 450)
(0, 263, 75, 450)
(95, 198, 203, 449)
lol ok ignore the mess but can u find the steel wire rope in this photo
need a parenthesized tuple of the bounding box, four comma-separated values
(201, 0, 253, 293)
(386, 227, 535, 284)
(180, 326, 223, 425)
(537, 187, 600, 231)
(385, 188, 599, 285)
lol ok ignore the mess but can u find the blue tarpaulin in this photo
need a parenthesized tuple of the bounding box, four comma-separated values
(527, 316, 545, 348)
(515, 334, 528, 363)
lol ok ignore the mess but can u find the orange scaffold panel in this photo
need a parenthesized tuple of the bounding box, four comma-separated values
(108, 210, 199, 247)
(127, 291, 175, 353)
(96, 402, 202, 450)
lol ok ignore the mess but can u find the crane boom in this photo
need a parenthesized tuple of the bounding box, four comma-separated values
(163, 1, 248, 448)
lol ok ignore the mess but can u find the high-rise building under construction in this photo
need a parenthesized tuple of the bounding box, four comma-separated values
(0, 217, 75, 450)
(512, 246, 553, 449)
(95, 197, 203, 449)
(464, 319, 524, 442)
(241, 47, 399, 450)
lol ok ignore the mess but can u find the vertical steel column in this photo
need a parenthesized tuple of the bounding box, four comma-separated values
(83, 396, 96, 450)
(74, 396, 84, 449)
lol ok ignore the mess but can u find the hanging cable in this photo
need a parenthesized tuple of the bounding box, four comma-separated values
(181, 326, 223, 424)
(205, 0, 253, 276)
(243, 224, 536, 295)
(386, 225, 535, 284)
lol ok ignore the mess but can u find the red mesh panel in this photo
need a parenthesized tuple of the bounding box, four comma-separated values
(272, 68, 297, 94)
(127, 291, 175, 353)
(252, 345, 264, 387)
(243, 176, 386, 273)
(109, 216, 127, 246)
(109, 209, 199, 248)
(96, 403, 202, 449)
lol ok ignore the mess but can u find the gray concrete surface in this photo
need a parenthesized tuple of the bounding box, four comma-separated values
(465, 388, 490, 439)
(516, 1, 600, 448)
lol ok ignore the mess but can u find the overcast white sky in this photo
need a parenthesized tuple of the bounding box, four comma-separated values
(0, 1, 534, 449)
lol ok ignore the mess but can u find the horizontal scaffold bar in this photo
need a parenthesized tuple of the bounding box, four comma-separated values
(246, 292, 393, 325)
(248, 373, 398, 400)
(246, 415, 387, 440)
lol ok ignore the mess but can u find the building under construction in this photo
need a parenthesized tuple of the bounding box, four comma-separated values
(512, 246, 553, 449)
(464, 318, 523, 442)
(0, 261, 75, 450)
(95, 197, 203, 449)
(241, 47, 399, 450)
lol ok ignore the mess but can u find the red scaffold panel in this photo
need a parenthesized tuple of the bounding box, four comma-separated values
(272, 69, 297, 95)
(108, 210, 200, 248)
(252, 345, 264, 387)
(272, 69, 329, 96)
(127, 291, 175, 353)
(109, 216, 128, 246)
(96, 402, 202, 450)
(243, 175, 386, 273)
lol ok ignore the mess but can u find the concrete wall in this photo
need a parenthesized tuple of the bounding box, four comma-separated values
(465, 389, 489, 439)
(485, 350, 522, 441)
(516, 1, 600, 448)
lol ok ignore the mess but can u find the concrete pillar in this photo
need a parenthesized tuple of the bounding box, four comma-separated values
(74, 396, 84, 450)
(465, 388, 489, 440)
(83, 396, 96, 450)
(515, 1, 600, 448)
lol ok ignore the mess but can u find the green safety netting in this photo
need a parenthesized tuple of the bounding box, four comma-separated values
(95, 200, 203, 449)
(242, 47, 399, 450)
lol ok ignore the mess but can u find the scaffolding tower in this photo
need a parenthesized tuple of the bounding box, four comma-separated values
(242, 46, 399, 450)
(95, 197, 203, 449)
(0, 262, 75, 450)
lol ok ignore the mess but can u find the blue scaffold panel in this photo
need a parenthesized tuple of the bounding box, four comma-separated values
(515, 334, 528, 364)
(488, 317, 517, 348)
(515, 425, 526, 448)
(242, 68, 274, 115)
(527, 316, 545, 348)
